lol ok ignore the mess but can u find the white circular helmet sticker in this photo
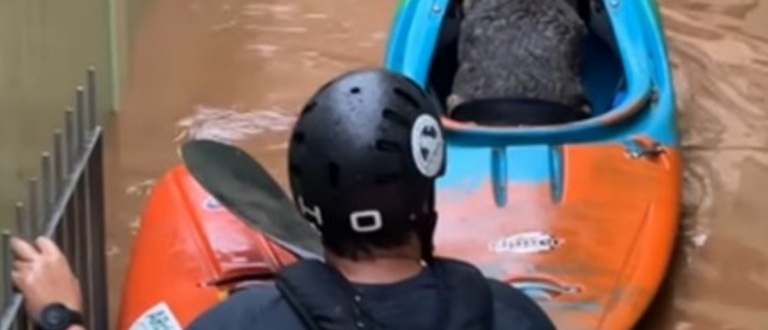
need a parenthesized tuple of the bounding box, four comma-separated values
(410, 114, 444, 178)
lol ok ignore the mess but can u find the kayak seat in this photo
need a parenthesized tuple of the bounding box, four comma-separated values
(427, 0, 624, 126)
(449, 98, 590, 126)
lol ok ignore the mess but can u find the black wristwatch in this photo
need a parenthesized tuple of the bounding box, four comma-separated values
(37, 303, 84, 330)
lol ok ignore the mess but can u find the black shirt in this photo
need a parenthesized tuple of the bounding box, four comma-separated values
(187, 269, 555, 330)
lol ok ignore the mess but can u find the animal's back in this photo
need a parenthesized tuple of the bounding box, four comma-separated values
(450, 0, 587, 111)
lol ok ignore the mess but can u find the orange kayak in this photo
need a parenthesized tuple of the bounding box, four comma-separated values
(117, 164, 296, 329)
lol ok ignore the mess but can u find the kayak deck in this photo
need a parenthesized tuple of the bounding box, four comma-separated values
(118, 165, 296, 329)
(434, 143, 681, 329)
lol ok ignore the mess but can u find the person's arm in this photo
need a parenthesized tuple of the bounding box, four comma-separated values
(9, 236, 86, 330)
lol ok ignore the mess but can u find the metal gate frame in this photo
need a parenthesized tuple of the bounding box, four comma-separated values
(0, 67, 108, 330)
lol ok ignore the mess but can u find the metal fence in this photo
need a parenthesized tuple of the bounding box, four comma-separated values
(0, 68, 108, 330)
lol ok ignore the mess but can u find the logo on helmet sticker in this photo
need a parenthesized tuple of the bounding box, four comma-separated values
(410, 115, 444, 178)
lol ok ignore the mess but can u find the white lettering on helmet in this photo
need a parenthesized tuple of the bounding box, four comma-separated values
(297, 196, 323, 226)
(350, 210, 383, 233)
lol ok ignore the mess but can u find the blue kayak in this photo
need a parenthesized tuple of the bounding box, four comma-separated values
(383, 1, 681, 329)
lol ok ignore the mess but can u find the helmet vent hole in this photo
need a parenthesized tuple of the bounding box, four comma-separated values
(292, 132, 305, 144)
(301, 101, 317, 115)
(350, 87, 361, 94)
(328, 162, 340, 189)
(375, 140, 402, 153)
(393, 87, 421, 109)
(374, 172, 400, 184)
(382, 108, 410, 128)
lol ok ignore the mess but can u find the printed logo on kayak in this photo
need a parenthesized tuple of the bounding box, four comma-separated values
(489, 231, 562, 254)
(128, 302, 183, 330)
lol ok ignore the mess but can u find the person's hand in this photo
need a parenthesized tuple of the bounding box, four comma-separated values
(10, 236, 83, 320)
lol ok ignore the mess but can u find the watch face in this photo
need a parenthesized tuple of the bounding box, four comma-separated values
(40, 304, 72, 330)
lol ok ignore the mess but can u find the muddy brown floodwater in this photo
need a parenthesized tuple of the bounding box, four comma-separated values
(105, 0, 768, 328)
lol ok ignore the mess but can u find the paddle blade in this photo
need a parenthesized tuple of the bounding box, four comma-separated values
(181, 139, 323, 259)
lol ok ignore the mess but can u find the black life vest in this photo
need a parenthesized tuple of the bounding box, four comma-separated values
(275, 257, 494, 330)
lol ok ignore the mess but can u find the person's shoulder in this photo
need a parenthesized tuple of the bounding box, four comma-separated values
(486, 279, 557, 330)
(186, 283, 291, 330)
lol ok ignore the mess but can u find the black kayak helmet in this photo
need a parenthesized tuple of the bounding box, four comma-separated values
(287, 68, 446, 261)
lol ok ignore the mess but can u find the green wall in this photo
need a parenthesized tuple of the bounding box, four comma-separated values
(0, 0, 132, 225)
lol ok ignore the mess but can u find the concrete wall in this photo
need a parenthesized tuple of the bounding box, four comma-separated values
(0, 0, 118, 224)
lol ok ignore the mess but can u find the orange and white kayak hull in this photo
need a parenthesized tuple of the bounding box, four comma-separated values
(117, 165, 295, 329)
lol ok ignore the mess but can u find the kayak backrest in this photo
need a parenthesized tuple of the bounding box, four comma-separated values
(449, 98, 589, 126)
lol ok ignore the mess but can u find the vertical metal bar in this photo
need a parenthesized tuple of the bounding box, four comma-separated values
(14, 203, 26, 240)
(83, 76, 97, 329)
(2, 231, 11, 309)
(88, 137, 108, 330)
(9, 310, 17, 330)
(55, 129, 72, 259)
(12, 202, 27, 328)
(76, 87, 87, 150)
(15, 307, 24, 330)
(73, 92, 87, 287)
(88, 69, 108, 329)
(73, 83, 91, 326)
(53, 226, 65, 267)
(60, 212, 73, 262)
(64, 201, 78, 280)
(64, 109, 77, 171)
(17, 305, 28, 330)
(27, 179, 39, 237)
(87, 68, 97, 130)
(80, 174, 92, 326)
(41, 153, 54, 224)
(73, 180, 89, 326)
(63, 110, 76, 262)
(70, 187, 82, 282)
(13, 202, 28, 326)
(53, 130, 64, 197)
(33, 177, 45, 238)
(12, 310, 21, 330)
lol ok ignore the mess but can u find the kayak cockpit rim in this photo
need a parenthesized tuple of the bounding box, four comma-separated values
(385, 0, 660, 144)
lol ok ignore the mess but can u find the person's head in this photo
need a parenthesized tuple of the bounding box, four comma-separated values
(287, 68, 446, 262)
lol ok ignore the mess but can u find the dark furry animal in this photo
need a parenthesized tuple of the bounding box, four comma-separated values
(448, 0, 589, 115)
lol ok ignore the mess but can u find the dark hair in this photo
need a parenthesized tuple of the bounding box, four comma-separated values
(321, 225, 416, 260)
